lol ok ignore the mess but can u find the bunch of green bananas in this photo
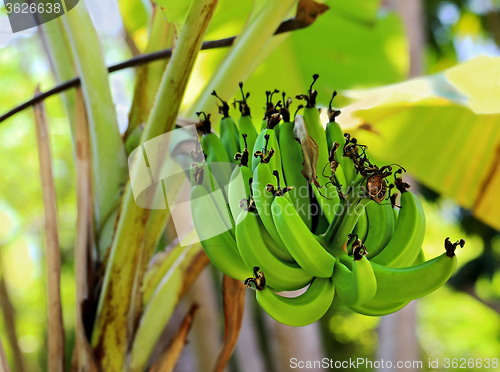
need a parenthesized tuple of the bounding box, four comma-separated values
(189, 77, 465, 327)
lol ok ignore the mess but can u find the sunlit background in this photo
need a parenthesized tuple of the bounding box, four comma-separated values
(0, 0, 500, 371)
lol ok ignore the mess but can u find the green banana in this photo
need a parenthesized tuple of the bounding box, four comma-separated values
(272, 196, 336, 277)
(325, 92, 353, 186)
(236, 210, 313, 291)
(345, 298, 409, 317)
(190, 184, 251, 281)
(190, 160, 234, 236)
(369, 238, 464, 303)
(199, 112, 233, 202)
(252, 127, 283, 187)
(362, 201, 394, 257)
(228, 133, 254, 220)
(296, 77, 340, 222)
(260, 89, 280, 132)
(228, 165, 253, 222)
(333, 241, 376, 306)
(279, 106, 312, 229)
(212, 91, 240, 162)
(343, 246, 427, 316)
(370, 189, 425, 267)
(252, 163, 294, 262)
(235, 82, 258, 154)
(255, 277, 335, 327)
(352, 207, 368, 242)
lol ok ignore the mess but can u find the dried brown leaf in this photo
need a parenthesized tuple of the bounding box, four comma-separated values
(71, 88, 99, 372)
(212, 276, 246, 372)
(149, 304, 199, 372)
(34, 87, 65, 372)
(294, 114, 320, 188)
(0, 335, 11, 372)
(296, 0, 330, 26)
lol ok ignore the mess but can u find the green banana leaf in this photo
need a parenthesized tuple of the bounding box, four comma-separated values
(154, 0, 196, 33)
(61, 2, 128, 237)
(117, 0, 150, 37)
(183, 0, 407, 123)
(125, 6, 174, 137)
(342, 55, 500, 232)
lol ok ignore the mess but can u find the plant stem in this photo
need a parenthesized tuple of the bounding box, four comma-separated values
(323, 189, 373, 252)
(91, 1, 219, 370)
(128, 243, 209, 372)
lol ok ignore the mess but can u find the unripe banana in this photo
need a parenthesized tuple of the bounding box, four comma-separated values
(333, 242, 377, 306)
(228, 165, 253, 222)
(370, 244, 460, 303)
(272, 196, 336, 277)
(325, 94, 353, 187)
(352, 208, 368, 242)
(199, 113, 233, 202)
(191, 161, 234, 236)
(252, 128, 283, 187)
(212, 91, 240, 162)
(362, 202, 394, 257)
(279, 120, 312, 229)
(370, 190, 425, 267)
(296, 78, 342, 224)
(255, 277, 335, 327)
(252, 163, 294, 262)
(191, 184, 251, 281)
(343, 247, 427, 316)
(236, 211, 313, 291)
(235, 83, 258, 154)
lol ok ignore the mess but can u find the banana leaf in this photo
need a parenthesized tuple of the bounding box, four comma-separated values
(342, 55, 500, 231)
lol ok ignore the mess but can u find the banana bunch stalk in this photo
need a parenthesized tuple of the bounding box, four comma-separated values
(189, 77, 465, 327)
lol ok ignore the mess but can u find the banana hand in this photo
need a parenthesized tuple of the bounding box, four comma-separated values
(279, 120, 312, 229)
(343, 246, 427, 316)
(236, 210, 313, 291)
(370, 191, 425, 267)
(256, 277, 335, 327)
(362, 202, 395, 257)
(334, 243, 377, 307)
(252, 163, 294, 262)
(370, 238, 464, 303)
(272, 196, 336, 277)
(191, 184, 251, 281)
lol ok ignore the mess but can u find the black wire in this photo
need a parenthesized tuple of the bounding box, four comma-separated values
(0, 19, 304, 124)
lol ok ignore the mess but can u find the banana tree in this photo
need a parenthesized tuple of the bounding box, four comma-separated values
(4, 0, 336, 370)
(5, 0, 497, 370)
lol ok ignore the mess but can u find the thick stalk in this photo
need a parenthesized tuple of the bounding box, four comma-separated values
(323, 190, 373, 252)
(128, 244, 209, 372)
(126, 6, 174, 137)
(142, 0, 219, 141)
(91, 1, 218, 370)
(186, 0, 298, 120)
